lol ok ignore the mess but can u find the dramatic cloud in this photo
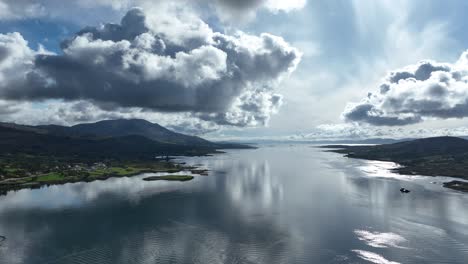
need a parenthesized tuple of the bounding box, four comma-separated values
(0, 8, 301, 127)
(343, 50, 468, 126)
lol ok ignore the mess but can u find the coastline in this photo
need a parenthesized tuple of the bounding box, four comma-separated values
(0, 161, 209, 195)
(323, 146, 468, 193)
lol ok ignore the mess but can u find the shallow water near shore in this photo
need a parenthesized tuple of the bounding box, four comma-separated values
(1, 144, 468, 264)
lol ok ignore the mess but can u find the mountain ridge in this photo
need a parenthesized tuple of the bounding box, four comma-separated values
(323, 136, 468, 161)
(35, 119, 216, 147)
(0, 119, 252, 159)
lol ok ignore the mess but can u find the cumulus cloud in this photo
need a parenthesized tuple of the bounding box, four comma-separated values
(0, 32, 53, 87)
(342, 51, 468, 126)
(0, 8, 301, 127)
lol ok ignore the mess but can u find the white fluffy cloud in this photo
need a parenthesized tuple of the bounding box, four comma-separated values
(0, 8, 301, 128)
(343, 50, 468, 126)
(0, 32, 36, 83)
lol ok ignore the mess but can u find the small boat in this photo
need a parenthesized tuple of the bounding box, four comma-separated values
(400, 188, 410, 193)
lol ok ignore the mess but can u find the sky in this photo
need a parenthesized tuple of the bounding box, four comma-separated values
(1, 0, 468, 141)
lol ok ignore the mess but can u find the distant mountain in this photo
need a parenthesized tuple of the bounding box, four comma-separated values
(0, 119, 252, 160)
(0, 125, 218, 160)
(227, 138, 409, 145)
(2, 119, 252, 149)
(324, 136, 468, 161)
(323, 136, 468, 181)
(308, 138, 406, 145)
(37, 119, 216, 147)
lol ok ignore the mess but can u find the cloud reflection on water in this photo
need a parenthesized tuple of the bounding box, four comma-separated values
(1, 146, 468, 263)
(354, 229, 408, 249)
(352, 250, 400, 264)
(0, 172, 202, 212)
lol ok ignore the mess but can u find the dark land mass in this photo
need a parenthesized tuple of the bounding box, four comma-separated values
(443, 181, 468, 192)
(0, 119, 252, 193)
(1, 119, 252, 150)
(143, 175, 194, 182)
(321, 136, 468, 192)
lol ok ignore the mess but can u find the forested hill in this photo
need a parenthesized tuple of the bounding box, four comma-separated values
(37, 119, 216, 147)
(0, 119, 252, 159)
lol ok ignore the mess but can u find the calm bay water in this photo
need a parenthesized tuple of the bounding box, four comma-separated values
(1, 145, 468, 264)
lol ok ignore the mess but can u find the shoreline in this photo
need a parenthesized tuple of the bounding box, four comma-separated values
(323, 147, 468, 193)
(0, 162, 209, 195)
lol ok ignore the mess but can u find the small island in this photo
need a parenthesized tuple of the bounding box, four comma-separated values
(0, 156, 191, 193)
(322, 136, 468, 192)
(143, 175, 194, 182)
(443, 181, 468, 192)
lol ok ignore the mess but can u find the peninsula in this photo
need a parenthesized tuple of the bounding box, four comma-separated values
(0, 119, 252, 193)
(322, 136, 468, 192)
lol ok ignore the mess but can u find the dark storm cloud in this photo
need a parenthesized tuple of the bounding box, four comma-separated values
(0, 8, 301, 127)
(343, 53, 468, 126)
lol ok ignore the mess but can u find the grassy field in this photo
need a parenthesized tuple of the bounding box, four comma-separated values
(37, 173, 65, 182)
(0, 156, 191, 193)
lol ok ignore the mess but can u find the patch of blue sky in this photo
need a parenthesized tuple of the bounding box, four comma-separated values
(0, 19, 79, 54)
